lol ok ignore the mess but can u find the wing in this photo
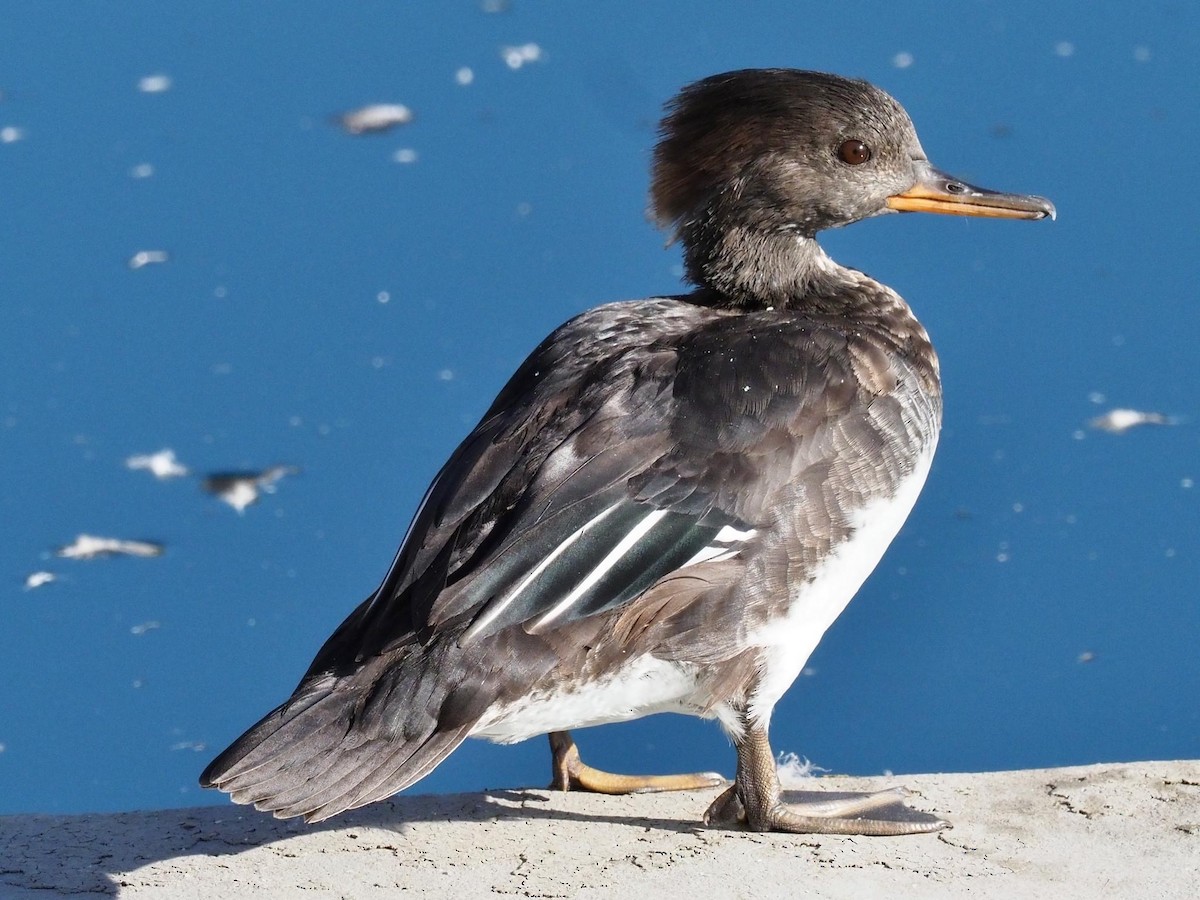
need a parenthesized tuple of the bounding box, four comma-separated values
(305, 296, 932, 676)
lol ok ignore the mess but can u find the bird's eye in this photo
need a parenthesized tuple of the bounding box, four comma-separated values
(837, 139, 871, 165)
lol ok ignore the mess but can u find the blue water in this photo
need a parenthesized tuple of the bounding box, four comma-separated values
(2, 2, 1196, 815)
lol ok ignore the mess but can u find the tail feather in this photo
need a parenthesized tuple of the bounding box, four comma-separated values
(272, 746, 413, 821)
(238, 738, 376, 815)
(265, 725, 441, 821)
(303, 726, 471, 822)
(201, 671, 478, 821)
(201, 681, 343, 786)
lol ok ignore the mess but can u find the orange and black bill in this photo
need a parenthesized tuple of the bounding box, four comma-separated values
(887, 160, 1055, 220)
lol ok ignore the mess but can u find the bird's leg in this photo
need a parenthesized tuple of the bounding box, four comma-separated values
(547, 730, 726, 794)
(703, 719, 949, 835)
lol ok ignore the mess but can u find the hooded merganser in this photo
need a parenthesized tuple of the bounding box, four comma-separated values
(201, 69, 1053, 835)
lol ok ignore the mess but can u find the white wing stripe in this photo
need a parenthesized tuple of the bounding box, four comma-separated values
(679, 525, 757, 569)
(463, 502, 621, 641)
(715, 524, 757, 543)
(532, 509, 669, 631)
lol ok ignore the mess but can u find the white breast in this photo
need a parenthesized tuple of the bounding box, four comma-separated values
(747, 442, 937, 725)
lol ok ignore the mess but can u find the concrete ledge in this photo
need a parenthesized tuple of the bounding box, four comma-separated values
(2, 761, 1197, 898)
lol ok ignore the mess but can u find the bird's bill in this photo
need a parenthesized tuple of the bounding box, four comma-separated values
(887, 161, 1055, 220)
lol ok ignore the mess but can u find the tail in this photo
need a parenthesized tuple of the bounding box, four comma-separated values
(200, 651, 490, 822)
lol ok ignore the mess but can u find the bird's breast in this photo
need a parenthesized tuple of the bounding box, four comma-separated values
(745, 437, 937, 724)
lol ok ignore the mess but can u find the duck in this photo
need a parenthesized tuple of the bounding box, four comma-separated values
(201, 68, 1053, 835)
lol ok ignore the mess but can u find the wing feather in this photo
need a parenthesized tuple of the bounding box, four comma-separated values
(306, 301, 915, 673)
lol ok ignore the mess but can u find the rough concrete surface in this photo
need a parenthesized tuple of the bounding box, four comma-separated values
(1, 761, 1197, 898)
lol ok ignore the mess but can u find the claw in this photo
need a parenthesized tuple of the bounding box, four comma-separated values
(703, 784, 746, 826)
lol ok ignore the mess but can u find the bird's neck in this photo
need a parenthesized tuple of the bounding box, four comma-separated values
(682, 219, 860, 312)
(681, 215, 941, 395)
